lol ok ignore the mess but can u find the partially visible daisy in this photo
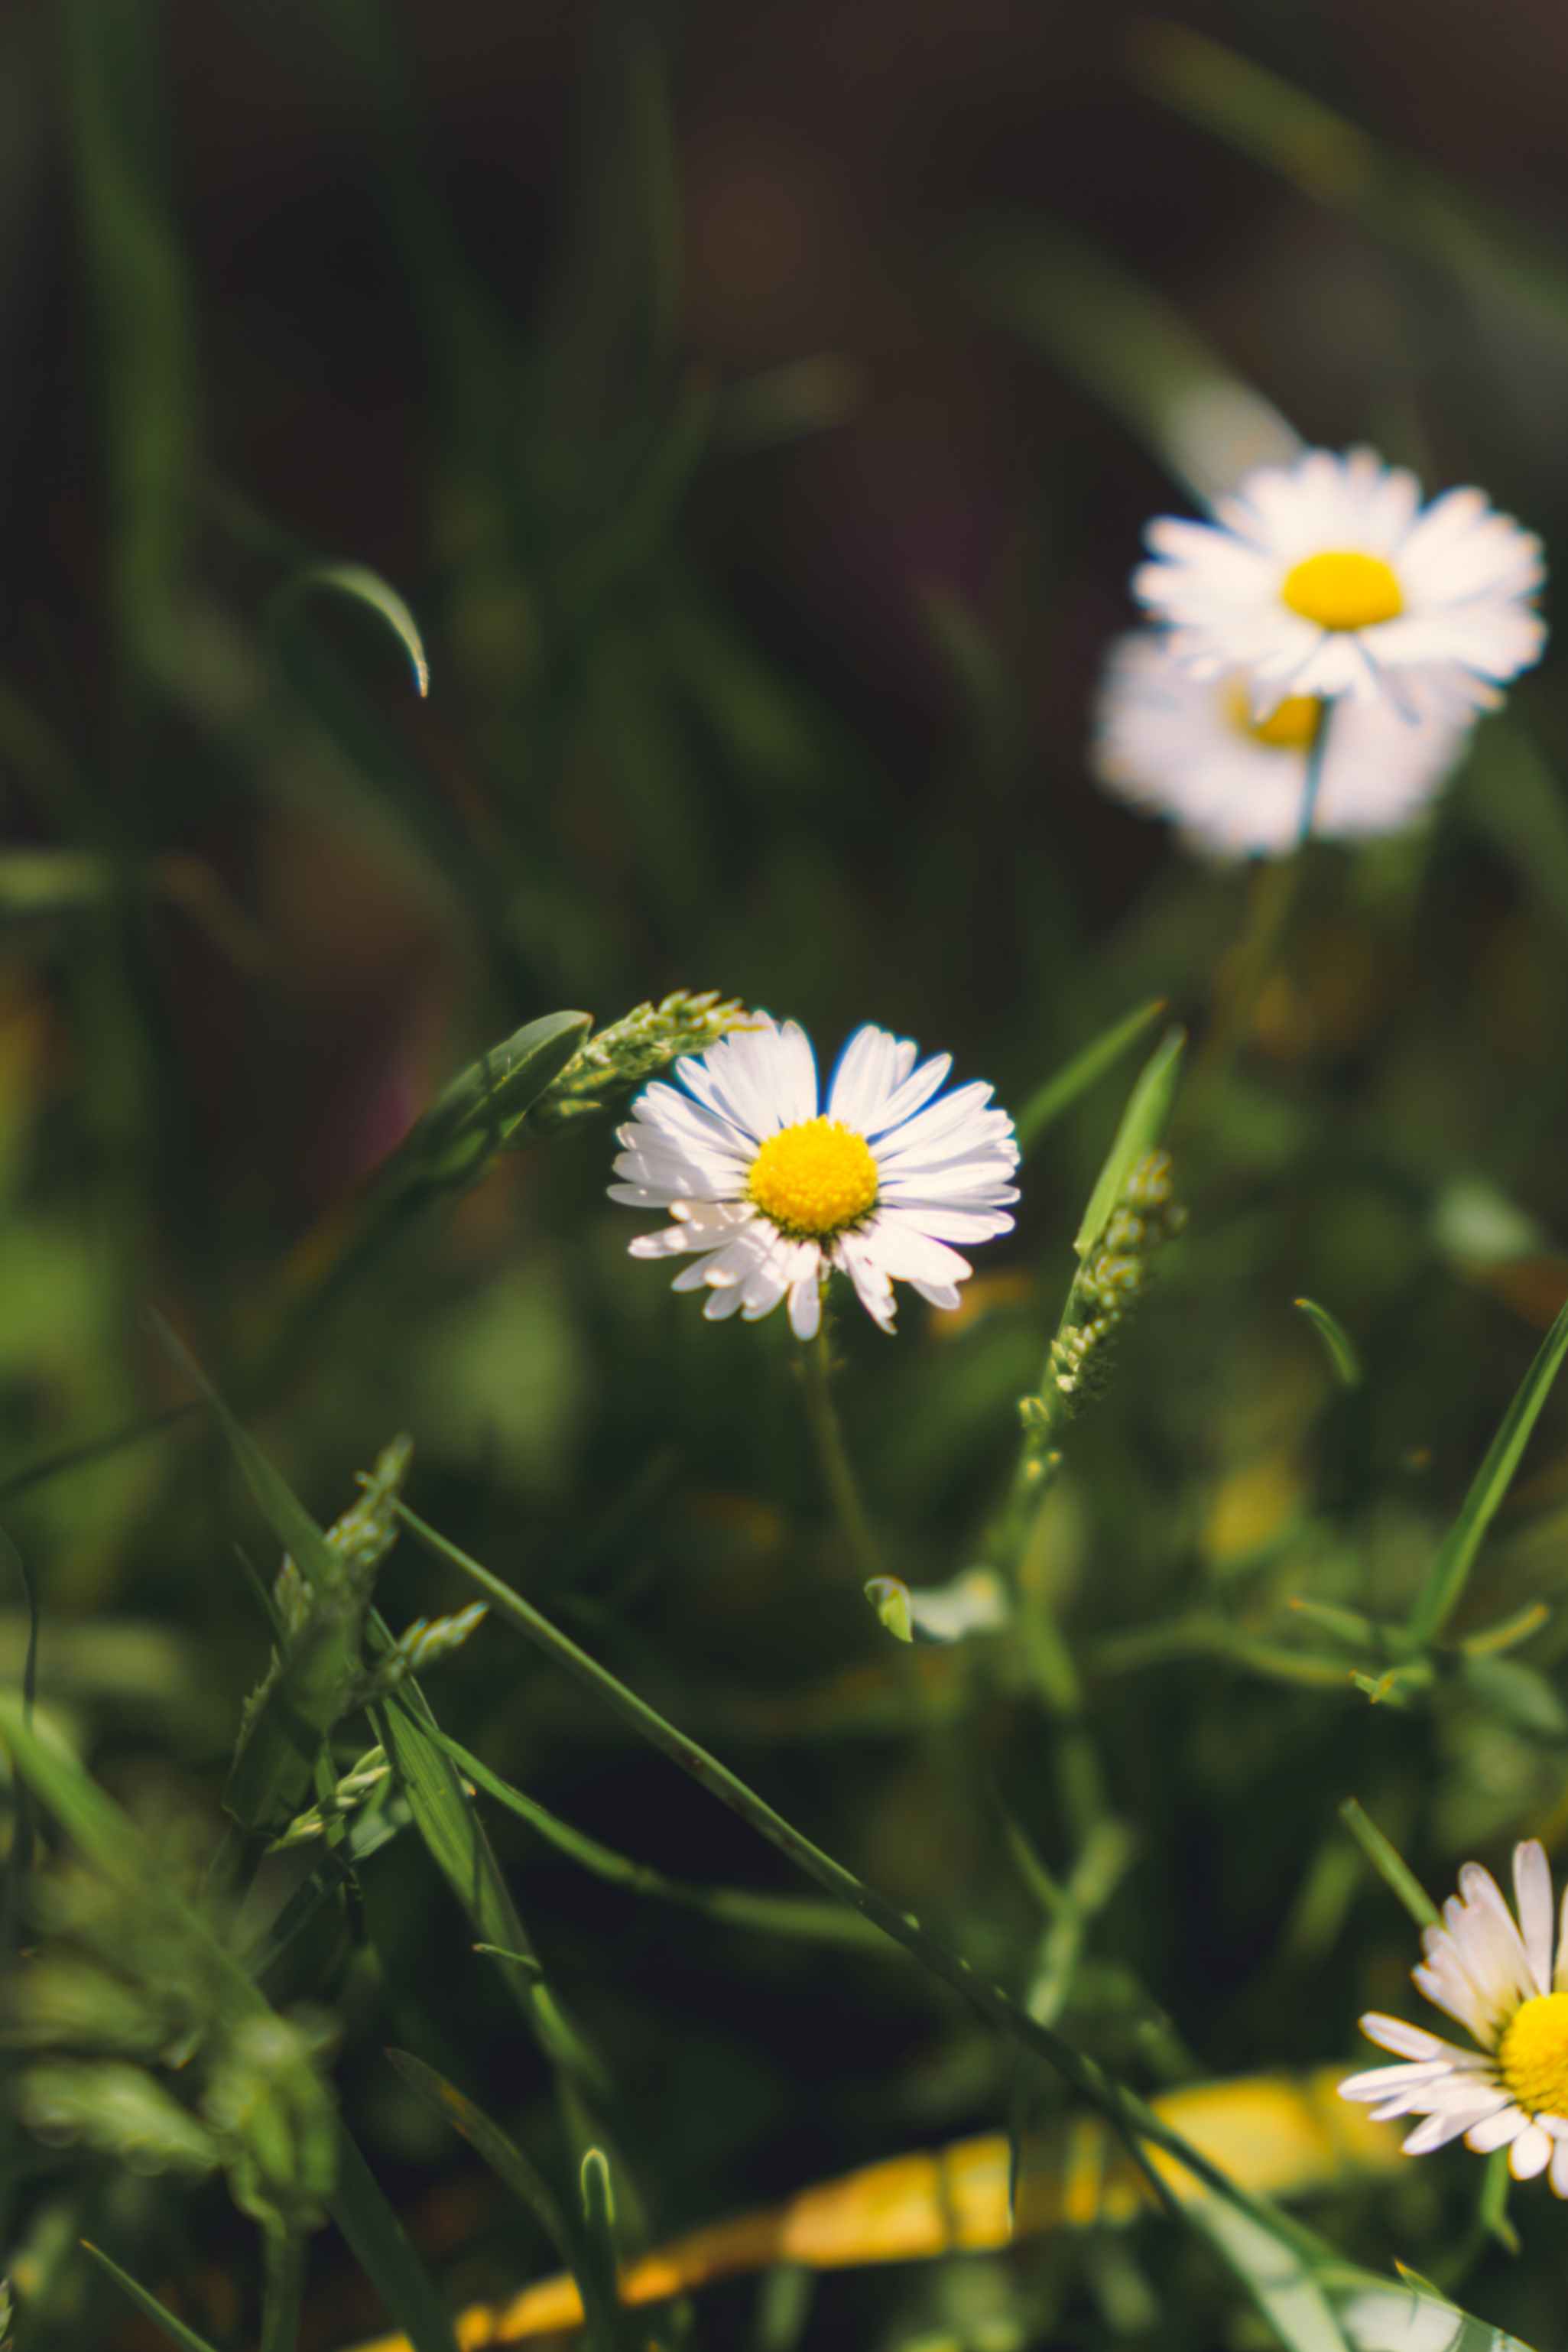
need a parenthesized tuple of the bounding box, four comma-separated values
(609, 1015, 1018, 1340)
(1339, 1840, 1568, 2193)
(1135, 446, 1545, 718)
(1092, 631, 1472, 858)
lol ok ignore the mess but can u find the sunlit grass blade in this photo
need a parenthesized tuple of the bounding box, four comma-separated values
(1294, 1299, 1362, 1389)
(79, 2243, 224, 2352)
(956, 216, 1297, 500)
(1073, 1028, 1185, 1258)
(272, 562, 430, 698)
(1182, 2201, 1351, 2352)
(1406, 1296, 1568, 1642)
(1014, 999, 1167, 1155)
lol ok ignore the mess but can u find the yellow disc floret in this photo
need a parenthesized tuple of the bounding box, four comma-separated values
(1498, 1991, 1568, 2118)
(748, 1117, 879, 1240)
(1281, 549, 1404, 631)
(1225, 684, 1323, 751)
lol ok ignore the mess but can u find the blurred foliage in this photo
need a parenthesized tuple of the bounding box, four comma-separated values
(8, 2, 1568, 2349)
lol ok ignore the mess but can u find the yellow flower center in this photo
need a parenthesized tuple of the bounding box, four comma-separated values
(1224, 684, 1323, 752)
(1498, 1992, 1568, 2118)
(1281, 549, 1404, 631)
(748, 1117, 879, 1239)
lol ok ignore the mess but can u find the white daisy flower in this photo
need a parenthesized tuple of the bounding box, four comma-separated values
(1339, 1840, 1568, 2194)
(1092, 631, 1472, 858)
(1134, 446, 1545, 718)
(609, 1015, 1019, 1340)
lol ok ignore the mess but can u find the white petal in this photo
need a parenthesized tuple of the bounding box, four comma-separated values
(1403, 2102, 1505, 2155)
(1466, 2104, 1529, 2153)
(1514, 1840, 1556, 1993)
(826, 1025, 902, 1129)
(787, 1267, 822, 1340)
(1358, 2014, 1451, 2062)
(1551, 2137, 1568, 2198)
(1511, 2122, 1555, 2179)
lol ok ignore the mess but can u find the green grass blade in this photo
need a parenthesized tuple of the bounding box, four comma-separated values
(329, 2129, 461, 2352)
(1338, 1800, 1440, 1931)
(154, 1321, 610, 2092)
(375, 1690, 610, 2095)
(387, 2053, 631, 2350)
(388, 1506, 1329, 2271)
(1073, 1028, 1186, 1258)
(386, 2049, 575, 2262)
(1294, 1299, 1362, 1389)
(1014, 999, 1167, 1155)
(1130, 18, 1568, 359)
(956, 214, 1298, 501)
(79, 2243, 224, 2352)
(273, 562, 431, 699)
(1406, 1297, 1568, 1643)
(1183, 2203, 1351, 2352)
(0, 1698, 457, 2352)
(430, 1723, 885, 1951)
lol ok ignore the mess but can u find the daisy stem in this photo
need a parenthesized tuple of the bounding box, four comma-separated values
(1297, 700, 1333, 849)
(1183, 706, 1335, 1123)
(800, 1318, 887, 1582)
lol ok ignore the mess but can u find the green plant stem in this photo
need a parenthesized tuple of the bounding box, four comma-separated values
(799, 1321, 885, 1580)
(391, 1502, 1332, 2254)
(1181, 708, 1333, 1126)
(258, 2226, 304, 2352)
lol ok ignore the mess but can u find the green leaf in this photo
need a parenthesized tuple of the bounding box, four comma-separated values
(1014, 999, 1167, 1155)
(80, 2244, 225, 2352)
(1294, 1298, 1363, 1389)
(1073, 1028, 1186, 1258)
(374, 1011, 594, 1200)
(1406, 1296, 1568, 1642)
(273, 562, 430, 697)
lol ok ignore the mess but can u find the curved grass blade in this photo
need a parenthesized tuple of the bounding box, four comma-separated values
(1294, 1299, 1362, 1389)
(79, 2243, 223, 2352)
(1073, 1027, 1185, 1259)
(1406, 1296, 1568, 1643)
(273, 563, 430, 698)
(1014, 999, 1166, 1155)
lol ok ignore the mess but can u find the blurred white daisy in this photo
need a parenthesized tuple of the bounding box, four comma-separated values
(1134, 446, 1545, 718)
(609, 1015, 1018, 1340)
(1339, 1840, 1568, 2193)
(1092, 631, 1472, 857)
